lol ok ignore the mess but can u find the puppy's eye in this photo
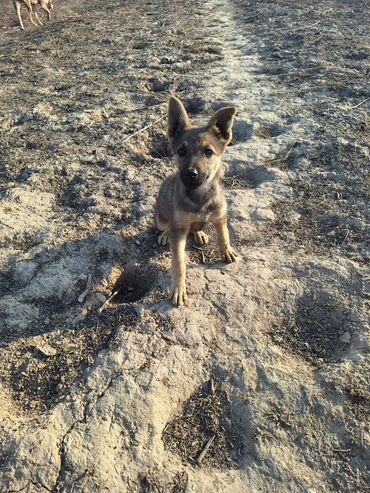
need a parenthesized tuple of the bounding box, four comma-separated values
(204, 148, 213, 157)
(177, 146, 186, 157)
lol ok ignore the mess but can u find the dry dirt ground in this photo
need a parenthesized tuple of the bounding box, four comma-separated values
(0, 0, 369, 491)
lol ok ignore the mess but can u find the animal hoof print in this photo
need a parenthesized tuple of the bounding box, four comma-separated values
(223, 248, 237, 263)
(170, 286, 187, 307)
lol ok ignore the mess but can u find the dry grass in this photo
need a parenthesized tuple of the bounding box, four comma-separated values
(162, 378, 243, 468)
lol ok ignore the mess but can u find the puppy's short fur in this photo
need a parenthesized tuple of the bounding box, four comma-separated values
(13, 0, 53, 30)
(156, 96, 237, 306)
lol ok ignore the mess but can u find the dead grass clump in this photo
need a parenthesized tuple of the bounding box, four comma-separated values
(162, 379, 243, 468)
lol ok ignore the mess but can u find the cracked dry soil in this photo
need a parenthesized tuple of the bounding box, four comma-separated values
(0, 0, 369, 492)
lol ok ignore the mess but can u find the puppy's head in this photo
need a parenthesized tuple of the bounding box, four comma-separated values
(168, 96, 236, 190)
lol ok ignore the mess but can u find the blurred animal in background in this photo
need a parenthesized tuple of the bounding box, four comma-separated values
(13, 0, 54, 30)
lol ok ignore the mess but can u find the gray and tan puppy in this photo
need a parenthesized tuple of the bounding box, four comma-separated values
(156, 96, 238, 306)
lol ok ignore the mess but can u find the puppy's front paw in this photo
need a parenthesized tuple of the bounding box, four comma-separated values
(170, 283, 187, 306)
(222, 247, 238, 263)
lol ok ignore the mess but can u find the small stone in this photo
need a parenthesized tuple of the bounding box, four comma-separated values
(13, 260, 39, 285)
(339, 331, 351, 344)
(135, 239, 141, 246)
(35, 343, 57, 357)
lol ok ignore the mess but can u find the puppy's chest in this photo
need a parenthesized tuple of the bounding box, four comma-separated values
(189, 208, 218, 232)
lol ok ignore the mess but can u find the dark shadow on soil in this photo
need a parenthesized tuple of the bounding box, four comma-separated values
(0, 227, 166, 412)
(223, 161, 276, 189)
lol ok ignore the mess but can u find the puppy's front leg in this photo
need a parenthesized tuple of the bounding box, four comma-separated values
(41, 3, 51, 20)
(170, 229, 188, 306)
(15, 2, 25, 30)
(25, 0, 38, 26)
(214, 216, 237, 263)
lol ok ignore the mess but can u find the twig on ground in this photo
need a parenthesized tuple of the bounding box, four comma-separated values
(98, 290, 119, 314)
(122, 114, 166, 143)
(332, 448, 351, 453)
(197, 435, 216, 465)
(193, 246, 205, 263)
(340, 231, 349, 246)
(223, 174, 243, 188)
(306, 20, 321, 28)
(311, 318, 327, 331)
(348, 97, 370, 110)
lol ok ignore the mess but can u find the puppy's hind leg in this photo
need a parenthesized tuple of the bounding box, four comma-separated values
(193, 230, 209, 246)
(158, 230, 170, 246)
(214, 216, 237, 263)
(40, 3, 51, 20)
(34, 8, 44, 25)
(156, 212, 170, 246)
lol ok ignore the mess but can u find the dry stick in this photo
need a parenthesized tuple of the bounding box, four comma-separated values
(341, 230, 349, 246)
(122, 114, 166, 144)
(98, 290, 119, 314)
(78, 274, 93, 303)
(193, 245, 205, 263)
(311, 318, 327, 331)
(306, 19, 321, 28)
(197, 435, 216, 465)
(332, 448, 351, 453)
(349, 97, 370, 110)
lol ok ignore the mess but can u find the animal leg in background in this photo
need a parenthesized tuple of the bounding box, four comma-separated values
(14, 1, 25, 30)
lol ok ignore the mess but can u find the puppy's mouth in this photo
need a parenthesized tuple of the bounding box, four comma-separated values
(183, 179, 203, 189)
(180, 171, 206, 189)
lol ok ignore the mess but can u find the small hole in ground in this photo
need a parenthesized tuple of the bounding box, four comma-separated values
(112, 263, 154, 303)
(254, 122, 287, 139)
(224, 162, 277, 189)
(232, 120, 253, 143)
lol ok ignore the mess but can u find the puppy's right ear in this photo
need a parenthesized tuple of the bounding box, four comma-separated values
(168, 96, 190, 141)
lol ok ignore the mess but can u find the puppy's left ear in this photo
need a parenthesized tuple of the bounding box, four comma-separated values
(207, 107, 236, 143)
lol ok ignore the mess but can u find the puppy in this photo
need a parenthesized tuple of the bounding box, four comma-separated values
(13, 0, 53, 30)
(156, 96, 237, 306)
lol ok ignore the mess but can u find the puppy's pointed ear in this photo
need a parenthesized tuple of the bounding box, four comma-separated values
(168, 96, 190, 141)
(207, 106, 236, 144)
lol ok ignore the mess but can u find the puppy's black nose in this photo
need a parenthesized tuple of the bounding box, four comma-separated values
(185, 169, 198, 181)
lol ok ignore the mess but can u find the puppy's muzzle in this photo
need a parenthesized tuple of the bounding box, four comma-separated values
(186, 168, 198, 181)
(181, 168, 203, 189)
